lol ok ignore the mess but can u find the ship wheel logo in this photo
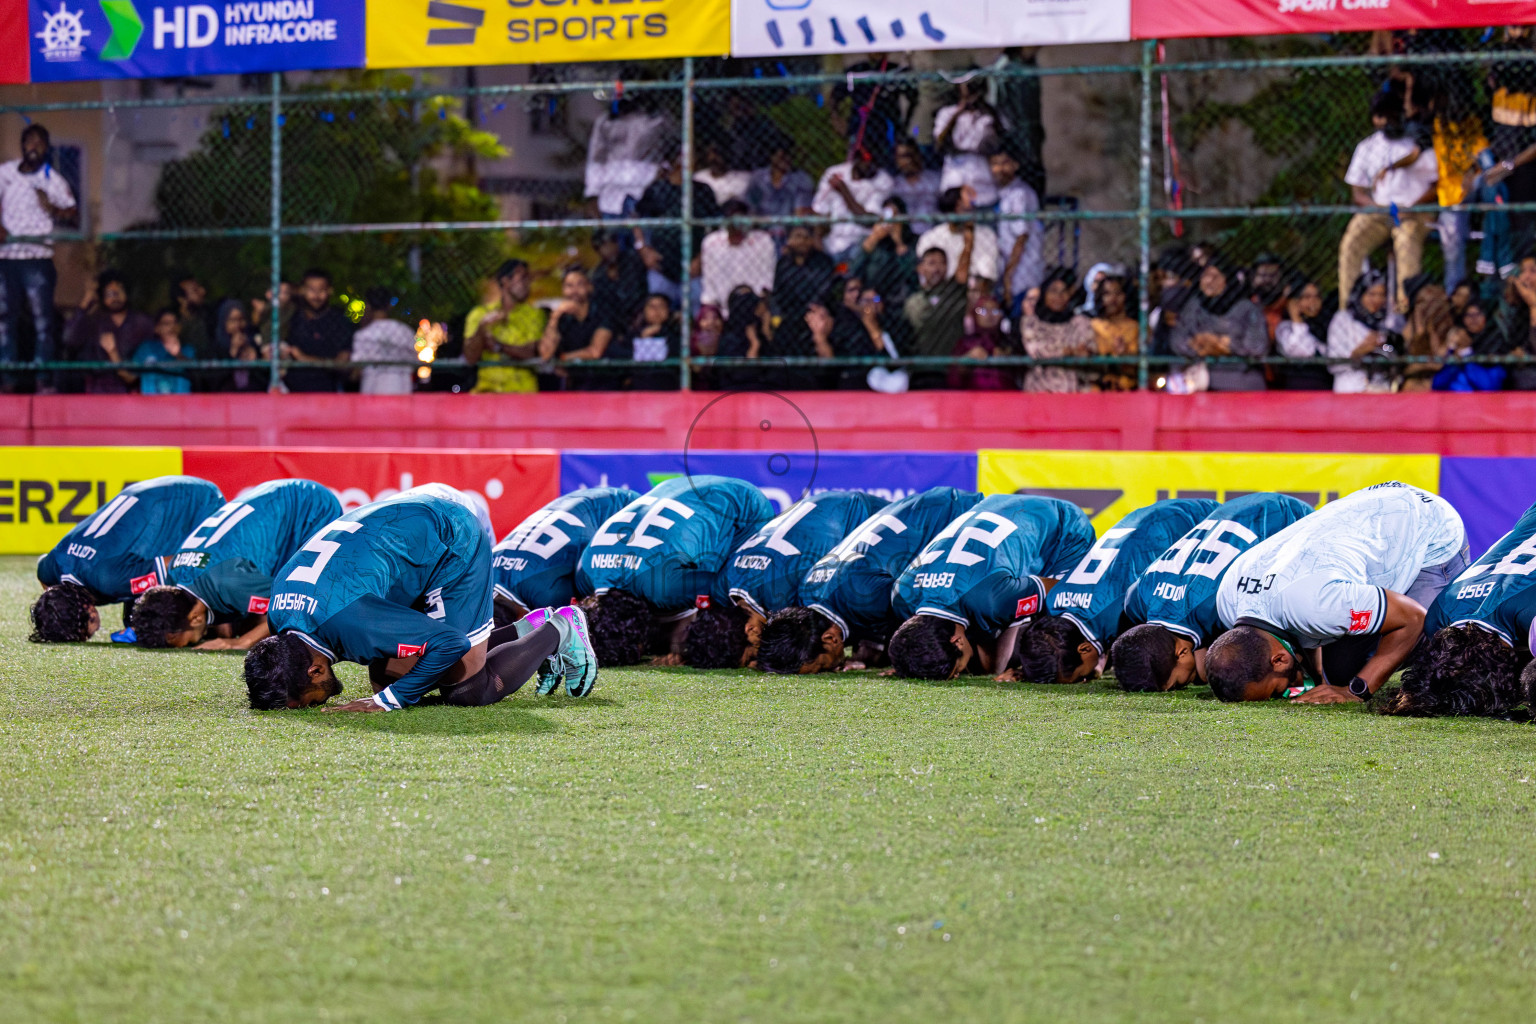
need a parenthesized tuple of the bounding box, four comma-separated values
(36, 3, 93, 63)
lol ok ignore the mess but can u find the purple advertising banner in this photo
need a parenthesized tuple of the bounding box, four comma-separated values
(1440, 457, 1536, 559)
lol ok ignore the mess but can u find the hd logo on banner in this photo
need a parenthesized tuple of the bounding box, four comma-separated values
(367, 0, 731, 69)
(28, 1, 363, 81)
(731, 0, 1129, 57)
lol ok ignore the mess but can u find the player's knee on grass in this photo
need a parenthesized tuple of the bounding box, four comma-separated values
(889, 615, 962, 680)
(1111, 624, 1179, 693)
(579, 590, 651, 666)
(1379, 625, 1527, 717)
(131, 586, 198, 649)
(1018, 617, 1095, 685)
(244, 633, 322, 710)
(758, 607, 833, 674)
(683, 603, 751, 669)
(29, 583, 97, 643)
(1205, 627, 1277, 702)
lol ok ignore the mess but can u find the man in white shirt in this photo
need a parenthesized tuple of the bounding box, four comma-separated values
(1338, 92, 1439, 313)
(812, 147, 894, 261)
(1, 124, 77, 393)
(700, 199, 776, 308)
(1208, 482, 1468, 704)
(584, 100, 666, 217)
(990, 148, 1044, 306)
(350, 288, 418, 395)
(916, 186, 1000, 287)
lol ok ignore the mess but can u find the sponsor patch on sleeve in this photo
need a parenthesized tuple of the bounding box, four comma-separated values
(1015, 594, 1040, 619)
(695, 595, 711, 610)
(129, 572, 158, 595)
(1348, 609, 1373, 634)
(247, 596, 270, 615)
(397, 643, 426, 659)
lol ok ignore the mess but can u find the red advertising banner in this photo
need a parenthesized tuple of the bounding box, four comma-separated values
(1, 2, 27, 84)
(1133, 0, 1536, 39)
(181, 447, 560, 537)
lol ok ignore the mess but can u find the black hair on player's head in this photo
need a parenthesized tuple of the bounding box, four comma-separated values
(579, 590, 652, 666)
(889, 615, 963, 680)
(1110, 623, 1180, 693)
(243, 633, 314, 710)
(757, 606, 830, 675)
(1379, 624, 1528, 717)
(1522, 659, 1536, 710)
(29, 582, 96, 643)
(131, 586, 197, 648)
(1205, 625, 1273, 702)
(1017, 616, 1088, 685)
(684, 603, 751, 669)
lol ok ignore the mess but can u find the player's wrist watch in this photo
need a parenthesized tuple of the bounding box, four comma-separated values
(1347, 675, 1372, 701)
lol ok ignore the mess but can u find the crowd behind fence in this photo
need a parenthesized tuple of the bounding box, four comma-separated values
(7, 31, 1536, 394)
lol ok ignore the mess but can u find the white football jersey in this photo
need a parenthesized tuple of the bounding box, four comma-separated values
(1215, 483, 1466, 646)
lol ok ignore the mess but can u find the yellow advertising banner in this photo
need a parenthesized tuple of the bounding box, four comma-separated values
(977, 450, 1441, 534)
(367, 0, 731, 68)
(0, 448, 183, 555)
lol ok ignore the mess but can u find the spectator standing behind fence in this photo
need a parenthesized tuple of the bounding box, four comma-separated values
(215, 299, 263, 392)
(903, 236, 972, 390)
(812, 147, 894, 263)
(948, 291, 1013, 391)
(700, 200, 776, 310)
(1483, 29, 1536, 267)
(0, 123, 76, 393)
(131, 308, 192, 394)
(991, 147, 1044, 312)
(891, 141, 941, 235)
(1171, 259, 1270, 392)
(934, 80, 1000, 209)
(695, 143, 752, 208)
(917, 187, 999, 290)
(63, 270, 152, 394)
(746, 144, 814, 244)
(539, 268, 613, 390)
(1496, 255, 1536, 390)
(464, 259, 541, 395)
(1274, 279, 1333, 391)
(173, 272, 211, 362)
(1090, 275, 1138, 392)
(590, 229, 647, 330)
(1339, 91, 1438, 313)
(584, 97, 666, 218)
(350, 288, 416, 396)
(1020, 268, 1093, 393)
(275, 268, 352, 393)
(849, 197, 919, 311)
(1424, 83, 1487, 290)
(635, 151, 720, 306)
(772, 225, 836, 358)
(1328, 270, 1401, 394)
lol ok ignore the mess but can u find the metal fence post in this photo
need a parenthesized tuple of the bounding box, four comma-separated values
(1137, 40, 1155, 391)
(269, 72, 283, 391)
(679, 57, 694, 392)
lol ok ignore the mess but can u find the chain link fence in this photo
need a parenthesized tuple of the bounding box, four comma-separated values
(4, 33, 1536, 393)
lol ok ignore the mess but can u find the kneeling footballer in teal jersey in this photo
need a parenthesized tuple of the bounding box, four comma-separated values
(1382, 500, 1536, 718)
(1111, 492, 1313, 692)
(575, 475, 774, 666)
(243, 487, 598, 711)
(1014, 498, 1217, 685)
(756, 487, 984, 675)
(492, 486, 639, 627)
(684, 490, 889, 668)
(31, 476, 226, 643)
(130, 478, 342, 650)
(887, 494, 1096, 681)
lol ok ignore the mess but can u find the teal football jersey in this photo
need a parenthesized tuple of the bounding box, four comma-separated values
(267, 489, 494, 709)
(891, 494, 1096, 636)
(1047, 498, 1218, 653)
(1126, 492, 1314, 647)
(576, 476, 775, 614)
(36, 476, 225, 603)
(800, 487, 984, 643)
(158, 479, 342, 620)
(1423, 500, 1536, 653)
(725, 490, 889, 616)
(493, 487, 639, 611)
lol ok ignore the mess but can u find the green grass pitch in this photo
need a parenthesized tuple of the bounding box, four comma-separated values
(3, 556, 1536, 1022)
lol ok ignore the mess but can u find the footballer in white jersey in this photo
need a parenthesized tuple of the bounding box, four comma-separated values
(1207, 482, 1468, 704)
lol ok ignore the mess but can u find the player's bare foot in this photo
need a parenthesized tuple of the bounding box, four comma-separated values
(651, 653, 684, 667)
(839, 660, 867, 671)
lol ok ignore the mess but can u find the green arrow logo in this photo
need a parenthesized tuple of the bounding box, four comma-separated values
(99, 1, 143, 61)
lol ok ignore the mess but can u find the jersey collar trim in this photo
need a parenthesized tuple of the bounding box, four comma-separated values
(1058, 612, 1103, 656)
(154, 556, 170, 585)
(1146, 618, 1203, 646)
(914, 606, 970, 629)
(728, 588, 765, 617)
(60, 572, 83, 587)
(1448, 617, 1514, 648)
(289, 630, 336, 662)
(806, 602, 848, 640)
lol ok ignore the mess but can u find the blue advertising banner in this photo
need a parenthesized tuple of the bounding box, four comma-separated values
(29, 1, 363, 81)
(1440, 457, 1536, 560)
(559, 450, 979, 513)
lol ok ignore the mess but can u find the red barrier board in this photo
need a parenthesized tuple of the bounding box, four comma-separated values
(181, 447, 560, 536)
(0, 4, 25, 84)
(1133, 0, 1536, 40)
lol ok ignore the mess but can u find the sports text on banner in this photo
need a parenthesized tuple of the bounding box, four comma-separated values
(0, 447, 183, 554)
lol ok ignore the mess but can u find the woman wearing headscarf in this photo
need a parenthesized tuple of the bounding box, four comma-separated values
(215, 298, 264, 392)
(717, 285, 768, 390)
(1327, 269, 1402, 393)
(1089, 273, 1139, 391)
(1273, 278, 1334, 390)
(1170, 256, 1271, 391)
(1399, 273, 1455, 391)
(1019, 267, 1094, 393)
(1434, 296, 1510, 391)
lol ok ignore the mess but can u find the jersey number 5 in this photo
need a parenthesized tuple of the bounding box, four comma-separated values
(285, 520, 364, 584)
